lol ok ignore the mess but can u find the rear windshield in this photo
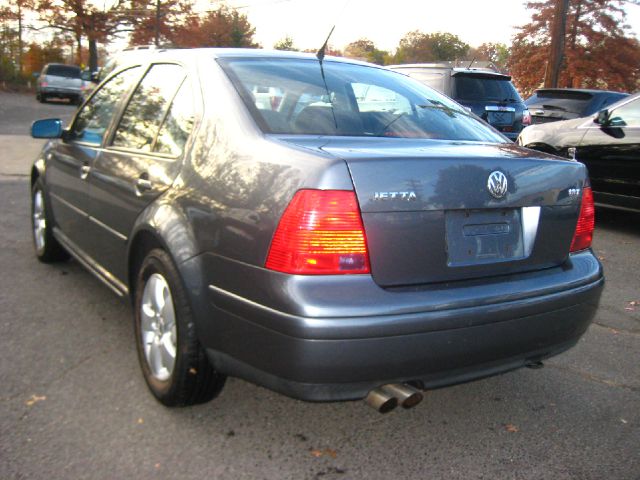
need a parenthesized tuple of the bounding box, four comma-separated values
(525, 90, 593, 115)
(454, 75, 521, 102)
(46, 65, 81, 78)
(219, 58, 506, 142)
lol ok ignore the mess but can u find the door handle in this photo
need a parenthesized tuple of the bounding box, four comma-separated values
(135, 177, 152, 193)
(80, 164, 91, 180)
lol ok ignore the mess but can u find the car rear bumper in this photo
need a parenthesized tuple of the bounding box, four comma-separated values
(39, 87, 81, 97)
(186, 250, 603, 401)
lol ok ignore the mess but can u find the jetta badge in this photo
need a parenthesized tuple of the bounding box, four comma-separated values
(487, 171, 508, 199)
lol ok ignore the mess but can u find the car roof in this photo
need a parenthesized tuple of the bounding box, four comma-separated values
(116, 47, 378, 68)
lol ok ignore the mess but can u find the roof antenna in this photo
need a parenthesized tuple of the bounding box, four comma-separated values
(316, 25, 338, 130)
(467, 57, 476, 69)
(316, 25, 335, 63)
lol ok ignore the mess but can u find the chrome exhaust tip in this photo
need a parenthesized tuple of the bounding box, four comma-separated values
(365, 388, 398, 413)
(382, 383, 423, 409)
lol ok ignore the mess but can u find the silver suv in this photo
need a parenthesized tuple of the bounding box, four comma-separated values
(36, 63, 83, 104)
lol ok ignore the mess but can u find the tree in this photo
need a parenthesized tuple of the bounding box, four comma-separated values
(509, 0, 640, 97)
(36, 0, 129, 71)
(273, 35, 296, 51)
(127, 0, 193, 47)
(395, 31, 469, 64)
(172, 6, 258, 48)
(343, 38, 390, 65)
(23, 37, 64, 75)
(469, 42, 511, 71)
(0, 0, 35, 75)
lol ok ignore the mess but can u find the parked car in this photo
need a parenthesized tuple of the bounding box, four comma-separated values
(388, 63, 531, 141)
(519, 92, 640, 213)
(36, 63, 83, 104)
(525, 88, 629, 124)
(80, 68, 98, 102)
(30, 49, 603, 413)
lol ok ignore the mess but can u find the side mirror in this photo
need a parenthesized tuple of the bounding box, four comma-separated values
(594, 109, 610, 126)
(33, 72, 40, 79)
(31, 119, 63, 139)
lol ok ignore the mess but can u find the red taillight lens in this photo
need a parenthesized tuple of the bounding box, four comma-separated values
(522, 109, 532, 126)
(570, 187, 595, 252)
(265, 189, 371, 275)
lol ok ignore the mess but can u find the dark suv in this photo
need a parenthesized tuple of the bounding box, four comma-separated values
(29, 49, 602, 413)
(389, 64, 530, 141)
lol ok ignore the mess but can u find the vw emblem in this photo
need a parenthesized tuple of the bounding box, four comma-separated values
(487, 171, 508, 199)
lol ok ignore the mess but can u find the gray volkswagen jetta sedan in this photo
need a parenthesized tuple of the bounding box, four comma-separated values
(30, 49, 603, 413)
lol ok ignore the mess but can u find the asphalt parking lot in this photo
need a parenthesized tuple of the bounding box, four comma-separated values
(1, 92, 638, 480)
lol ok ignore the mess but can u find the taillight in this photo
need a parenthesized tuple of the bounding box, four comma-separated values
(570, 187, 595, 252)
(522, 109, 532, 126)
(265, 189, 371, 275)
(41, 81, 48, 87)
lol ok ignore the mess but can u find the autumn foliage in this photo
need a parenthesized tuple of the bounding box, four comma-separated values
(509, 0, 640, 97)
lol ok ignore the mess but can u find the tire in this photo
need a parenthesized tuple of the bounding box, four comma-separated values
(37, 93, 46, 103)
(134, 249, 225, 406)
(31, 179, 69, 263)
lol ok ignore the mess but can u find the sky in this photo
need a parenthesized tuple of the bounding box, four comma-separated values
(211, 0, 640, 52)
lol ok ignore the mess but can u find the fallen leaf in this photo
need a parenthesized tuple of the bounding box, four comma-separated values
(505, 423, 519, 433)
(609, 328, 620, 335)
(310, 448, 338, 458)
(620, 418, 628, 424)
(154, 463, 161, 469)
(137, 418, 144, 424)
(25, 395, 46, 406)
(189, 368, 197, 375)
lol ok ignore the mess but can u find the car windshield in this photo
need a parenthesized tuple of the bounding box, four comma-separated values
(47, 65, 81, 78)
(454, 75, 520, 102)
(219, 57, 506, 142)
(525, 91, 593, 115)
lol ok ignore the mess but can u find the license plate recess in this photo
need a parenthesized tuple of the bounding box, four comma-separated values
(445, 209, 524, 266)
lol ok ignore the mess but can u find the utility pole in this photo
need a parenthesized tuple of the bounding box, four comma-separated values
(154, 0, 161, 47)
(544, 0, 570, 88)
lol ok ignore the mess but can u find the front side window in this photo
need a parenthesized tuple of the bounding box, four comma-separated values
(608, 97, 640, 128)
(220, 58, 506, 142)
(112, 64, 187, 152)
(72, 66, 141, 145)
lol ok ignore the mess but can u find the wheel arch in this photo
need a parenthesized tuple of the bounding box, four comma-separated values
(31, 158, 46, 189)
(126, 202, 201, 302)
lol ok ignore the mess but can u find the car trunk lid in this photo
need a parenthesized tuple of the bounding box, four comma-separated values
(280, 137, 586, 286)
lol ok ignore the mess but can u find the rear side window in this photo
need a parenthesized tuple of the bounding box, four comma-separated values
(72, 66, 141, 145)
(112, 64, 186, 152)
(401, 69, 447, 93)
(46, 65, 81, 78)
(154, 79, 196, 156)
(454, 75, 521, 102)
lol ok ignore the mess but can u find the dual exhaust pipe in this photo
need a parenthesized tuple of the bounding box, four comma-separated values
(365, 383, 423, 413)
